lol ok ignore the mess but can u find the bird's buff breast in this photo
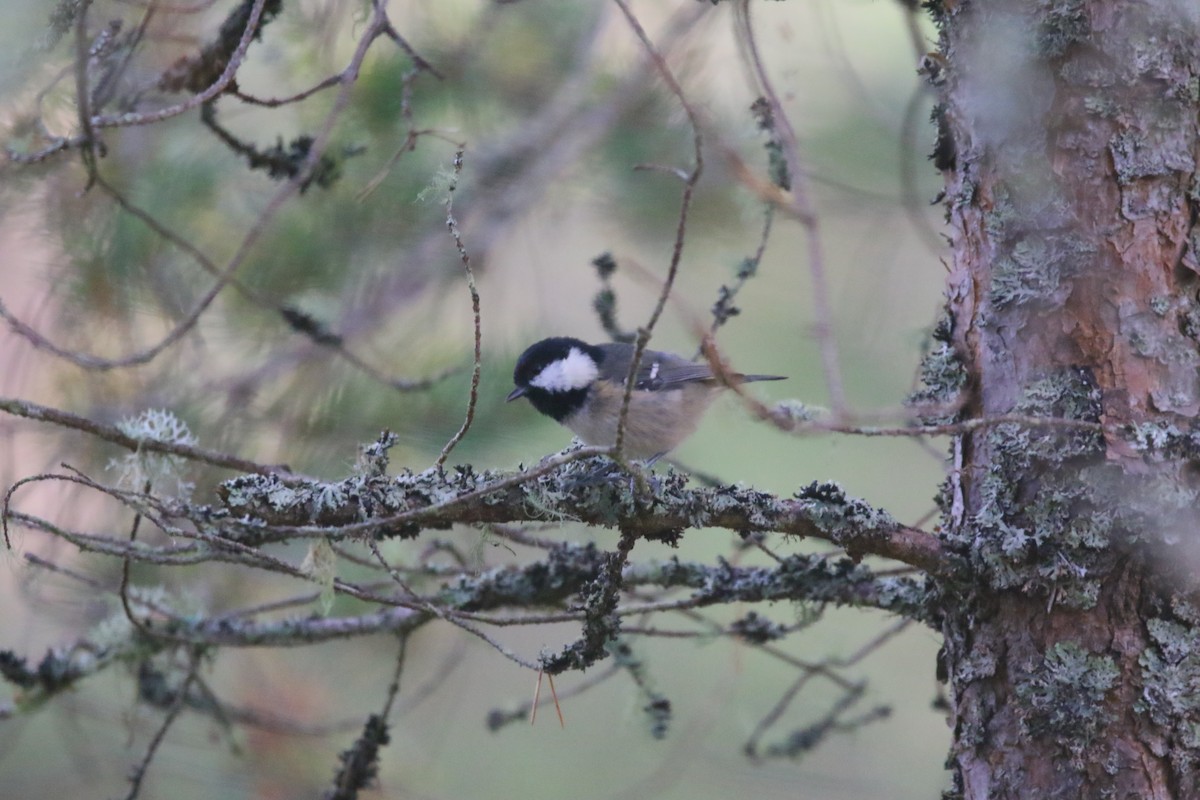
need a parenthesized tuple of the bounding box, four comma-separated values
(562, 382, 717, 459)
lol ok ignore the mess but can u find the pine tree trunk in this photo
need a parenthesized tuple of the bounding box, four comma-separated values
(934, 0, 1200, 796)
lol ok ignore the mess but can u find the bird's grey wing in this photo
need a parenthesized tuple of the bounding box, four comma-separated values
(593, 344, 715, 390)
(642, 354, 717, 390)
(592, 344, 783, 390)
(636, 354, 786, 389)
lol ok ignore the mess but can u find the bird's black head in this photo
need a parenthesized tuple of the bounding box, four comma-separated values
(507, 337, 604, 422)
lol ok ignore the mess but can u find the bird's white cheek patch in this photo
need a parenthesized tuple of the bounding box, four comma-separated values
(530, 347, 599, 392)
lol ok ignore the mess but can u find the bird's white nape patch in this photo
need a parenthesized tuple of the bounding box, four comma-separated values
(530, 347, 599, 392)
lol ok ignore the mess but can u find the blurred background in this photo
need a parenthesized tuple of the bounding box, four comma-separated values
(0, 0, 952, 797)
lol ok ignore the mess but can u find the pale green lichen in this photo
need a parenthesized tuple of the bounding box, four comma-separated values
(1125, 421, 1200, 463)
(1016, 641, 1118, 754)
(1137, 617, 1200, 776)
(907, 310, 968, 424)
(793, 481, 900, 551)
(953, 643, 998, 684)
(109, 408, 197, 498)
(988, 232, 1095, 310)
(266, 483, 301, 510)
(957, 369, 1108, 606)
(771, 399, 821, 426)
(1036, 0, 1089, 59)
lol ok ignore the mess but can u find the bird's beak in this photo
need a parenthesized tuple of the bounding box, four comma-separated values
(506, 387, 527, 402)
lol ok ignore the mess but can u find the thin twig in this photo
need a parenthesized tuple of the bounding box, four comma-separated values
(693, 336, 1106, 441)
(112, 0, 218, 13)
(367, 540, 540, 670)
(91, 0, 270, 129)
(437, 149, 483, 467)
(0, 397, 296, 478)
(73, 0, 99, 188)
(829, 618, 913, 668)
(120, 480, 157, 638)
(611, 0, 704, 458)
(380, 634, 408, 718)
(123, 647, 203, 800)
(735, 0, 847, 414)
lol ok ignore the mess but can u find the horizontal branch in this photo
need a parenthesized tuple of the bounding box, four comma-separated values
(0, 397, 295, 477)
(214, 454, 951, 575)
(157, 604, 426, 647)
(0, 593, 427, 713)
(440, 544, 930, 621)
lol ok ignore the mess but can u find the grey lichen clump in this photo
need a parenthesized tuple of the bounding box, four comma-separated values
(976, 170, 1098, 314)
(907, 310, 968, 424)
(439, 543, 608, 611)
(0, 605, 169, 712)
(214, 451, 917, 560)
(729, 611, 790, 644)
(957, 368, 1111, 607)
(791, 481, 904, 560)
(1126, 420, 1200, 463)
(983, 176, 1095, 312)
(989, 230, 1095, 311)
(218, 463, 512, 542)
(1137, 614, 1200, 780)
(1015, 640, 1118, 757)
(685, 554, 929, 621)
(1035, 0, 1089, 60)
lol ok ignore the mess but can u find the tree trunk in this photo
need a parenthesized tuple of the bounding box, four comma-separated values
(934, 0, 1200, 796)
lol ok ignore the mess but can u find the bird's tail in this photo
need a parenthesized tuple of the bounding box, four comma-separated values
(738, 374, 787, 383)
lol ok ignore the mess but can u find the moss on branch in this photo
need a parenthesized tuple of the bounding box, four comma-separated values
(214, 455, 949, 574)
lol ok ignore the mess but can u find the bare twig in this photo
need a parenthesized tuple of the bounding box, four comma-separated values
(123, 647, 203, 800)
(72, 0, 100, 188)
(119, 480, 156, 637)
(91, 0, 270, 130)
(0, 397, 295, 478)
(611, 0, 704, 458)
(437, 149, 483, 467)
(367, 541, 540, 671)
(734, 0, 847, 414)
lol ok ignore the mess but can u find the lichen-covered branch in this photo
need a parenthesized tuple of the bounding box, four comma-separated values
(214, 454, 949, 575)
(443, 545, 931, 621)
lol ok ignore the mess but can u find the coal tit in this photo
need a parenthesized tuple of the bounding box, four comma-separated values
(507, 337, 785, 459)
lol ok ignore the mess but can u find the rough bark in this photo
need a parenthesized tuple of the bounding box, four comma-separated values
(931, 0, 1200, 796)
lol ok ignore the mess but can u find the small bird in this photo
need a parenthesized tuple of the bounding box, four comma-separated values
(507, 337, 785, 460)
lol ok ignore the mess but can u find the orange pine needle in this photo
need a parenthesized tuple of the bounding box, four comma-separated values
(529, 668, 566, 728)
(530, 669, 543, 725)
(547, 672, 565, 728)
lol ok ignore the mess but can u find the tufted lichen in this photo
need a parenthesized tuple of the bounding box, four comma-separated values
(1136, 616, 1200, 779)
(988, 231, 1094, 311)
(956, 368, 1109, 605)
(1036, 0, 1089, 60)
(1015, 641, 1118, 756)
(212, 449, 942, 572)
(907, 310, 968, 424)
